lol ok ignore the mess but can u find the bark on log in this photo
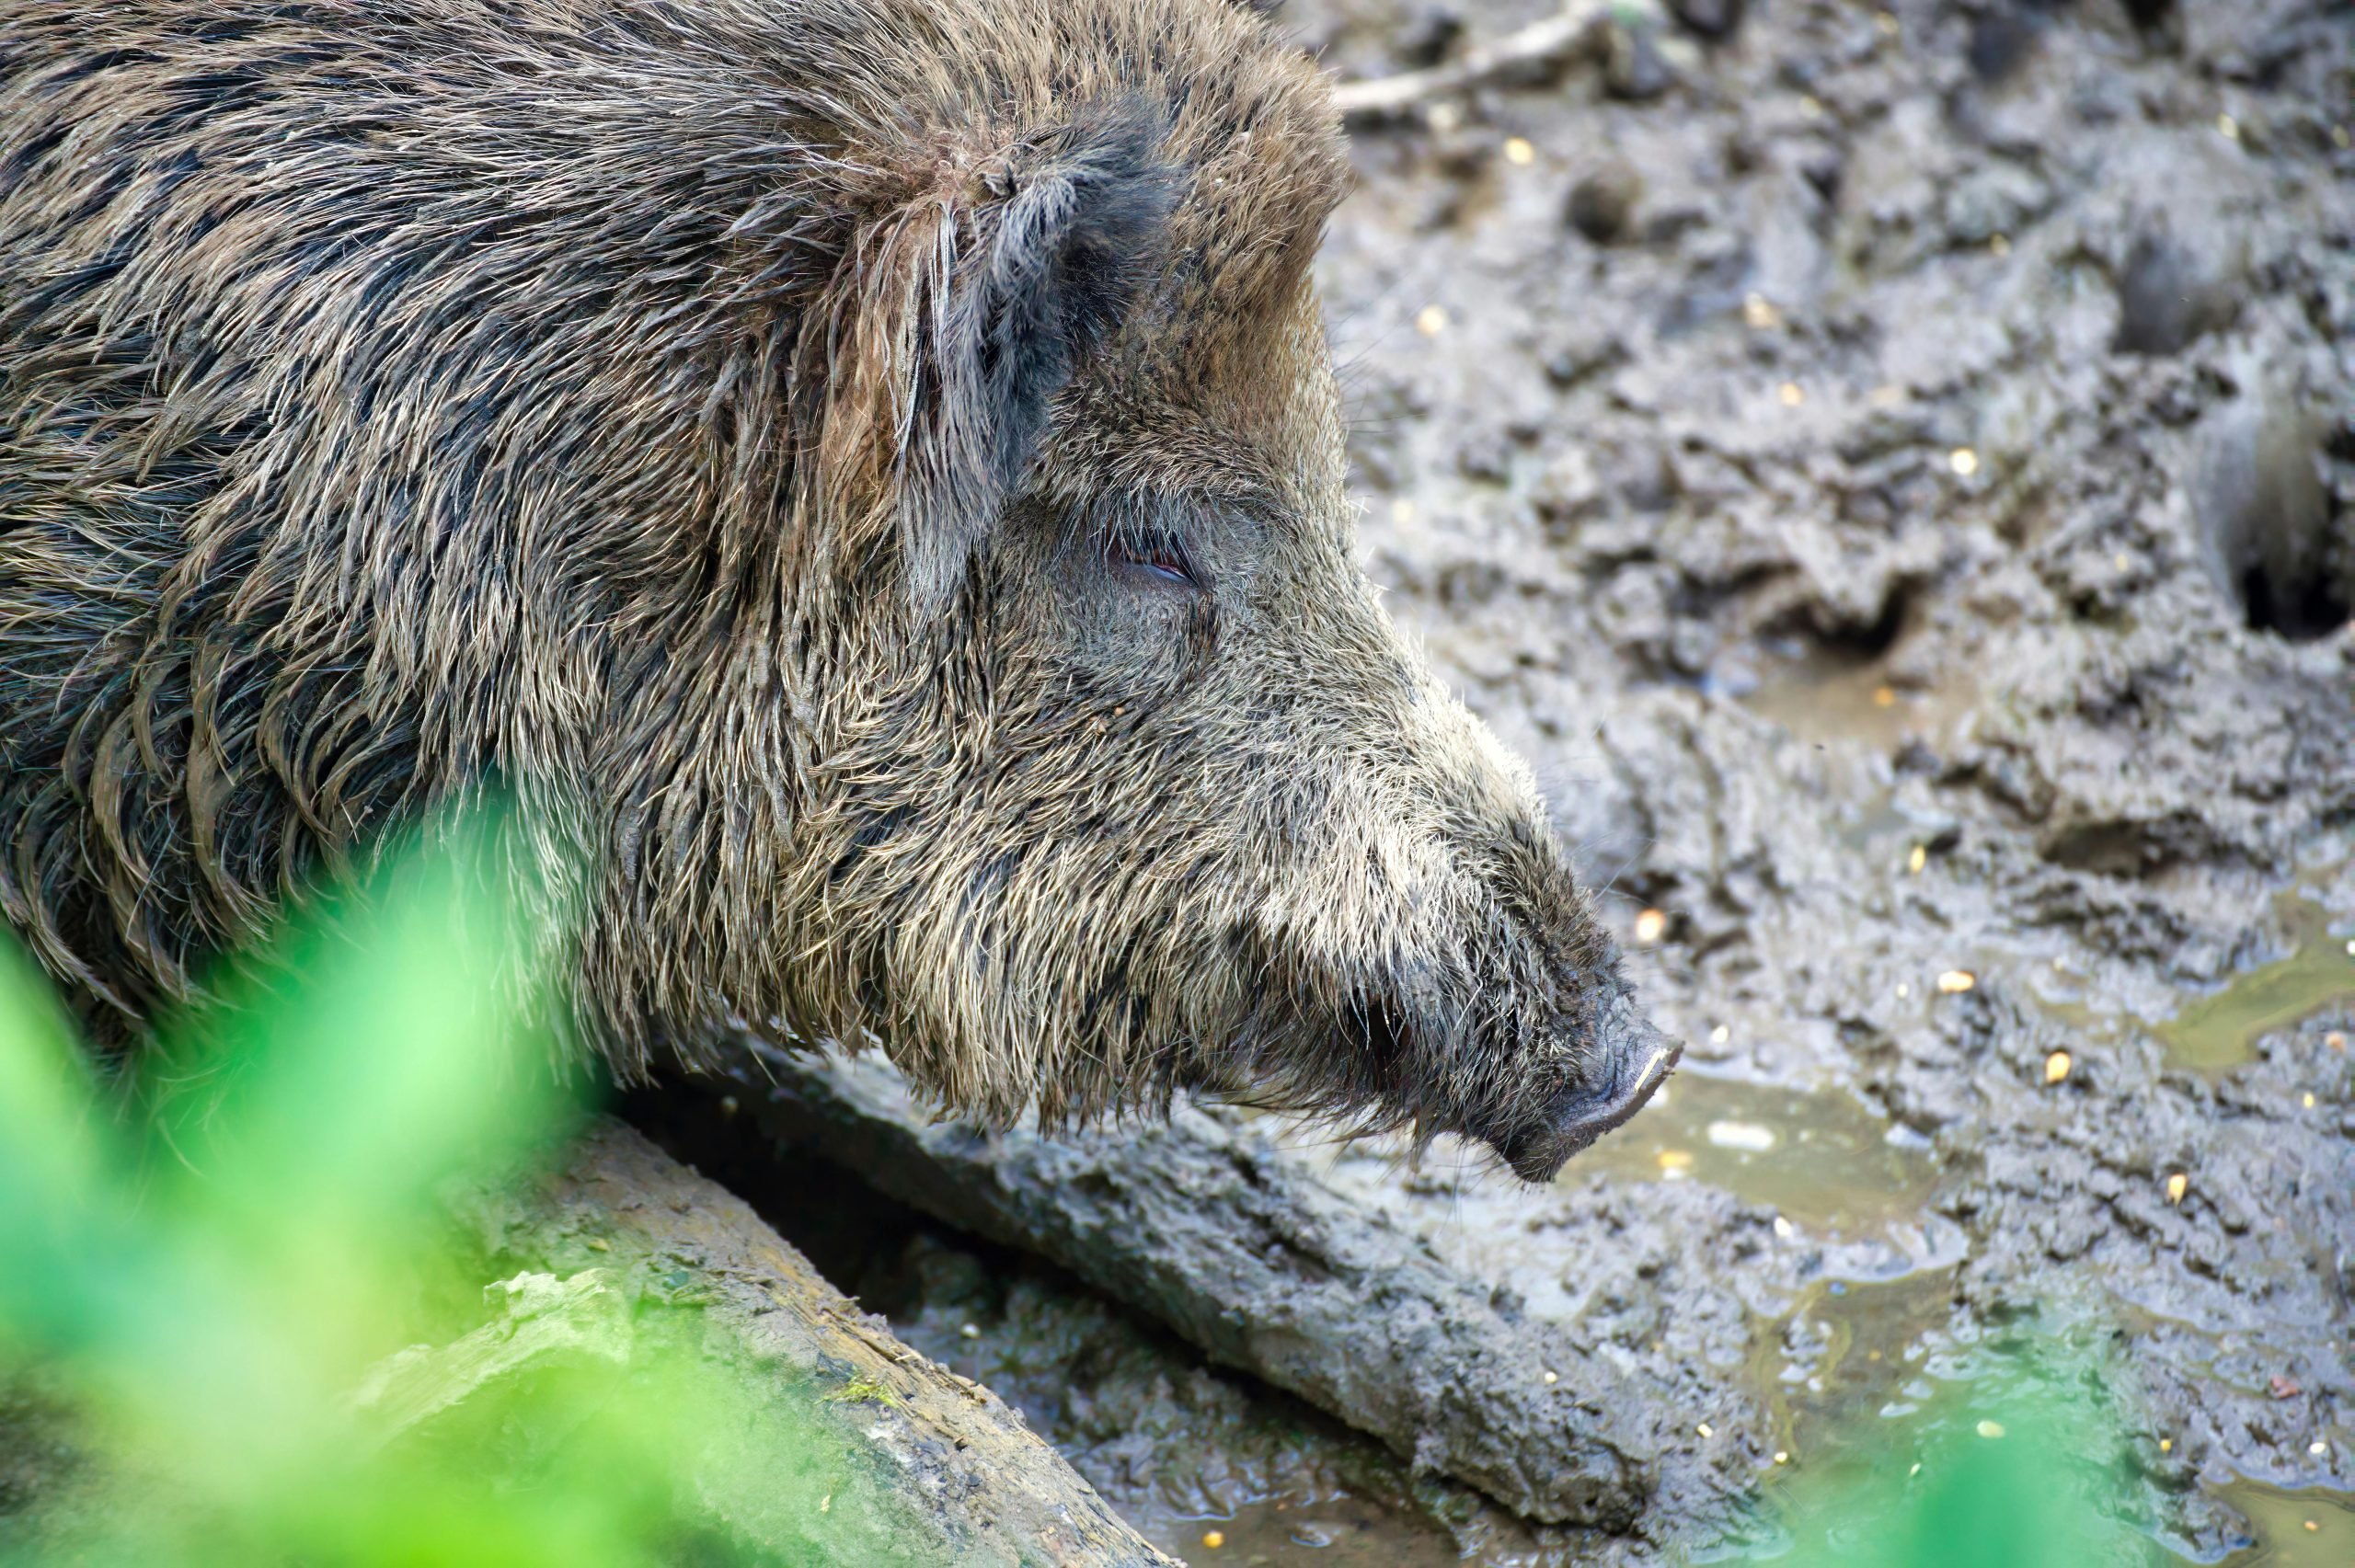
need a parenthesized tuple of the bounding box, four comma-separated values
(727, 1045, 1659, 1530)
(441, 1118, 1178, 1568)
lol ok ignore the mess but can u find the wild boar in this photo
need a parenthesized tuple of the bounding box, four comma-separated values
(0, 0, 1675, 1177)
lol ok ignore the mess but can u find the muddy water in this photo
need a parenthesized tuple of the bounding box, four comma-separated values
(1162, 1497, 1464, 1568)
(1131, 1071, 2341, 1568)
(2155, 896, 2355, 1072)
(1568, 1070, 1939, 1236)
(1737, 646, 1982, 761)
(2216, 1484, 2355, 1567)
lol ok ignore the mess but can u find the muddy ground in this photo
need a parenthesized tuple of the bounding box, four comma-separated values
(663, 1, 2355, 1563)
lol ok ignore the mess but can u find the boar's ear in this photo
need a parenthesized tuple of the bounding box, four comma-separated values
(857, 103, 1179, 620)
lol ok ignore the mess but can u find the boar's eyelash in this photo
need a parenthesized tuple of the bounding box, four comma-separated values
(1103, 524, 1198, 587)
(1080, 490, 1209, 589)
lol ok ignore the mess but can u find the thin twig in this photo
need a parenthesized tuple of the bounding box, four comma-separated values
(1330, 0, 1660, 123)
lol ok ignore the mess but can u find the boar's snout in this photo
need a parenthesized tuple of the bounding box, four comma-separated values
(1483, 990, 1680, 1183)
(1229, 703, 1681, 1181)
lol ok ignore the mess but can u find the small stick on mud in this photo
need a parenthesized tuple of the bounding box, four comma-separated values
(730, 1045, 1660, 1529)
(1330, 1, 1660, 122)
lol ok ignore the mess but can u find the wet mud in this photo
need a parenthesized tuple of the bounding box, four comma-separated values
(661, 0, 2355, 1562)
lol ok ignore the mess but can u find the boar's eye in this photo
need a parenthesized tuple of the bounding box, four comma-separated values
(1079, 488, 1220, 594)
(1102, 526, 1200, 590)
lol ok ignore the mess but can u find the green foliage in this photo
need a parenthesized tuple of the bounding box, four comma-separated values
(0, 815, 884, 1566)
(1728, 1331, 2163, 1568)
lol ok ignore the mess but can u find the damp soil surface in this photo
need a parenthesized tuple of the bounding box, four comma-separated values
(659, 2, 2355, 1564)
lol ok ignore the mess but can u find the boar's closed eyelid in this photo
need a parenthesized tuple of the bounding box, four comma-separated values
(1079, 490, 1212, 589)
(1104, 527, 1198, 587)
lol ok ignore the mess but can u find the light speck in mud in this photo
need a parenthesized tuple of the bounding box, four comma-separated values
(1705, 1120, 1775, 1153)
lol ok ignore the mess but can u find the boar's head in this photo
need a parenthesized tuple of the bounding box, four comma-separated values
(718, 0, 1679, 1179)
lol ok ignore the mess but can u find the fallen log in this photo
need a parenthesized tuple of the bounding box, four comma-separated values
(442, 1119, 1178, 1568)
(726, 1045, 1660, 1530)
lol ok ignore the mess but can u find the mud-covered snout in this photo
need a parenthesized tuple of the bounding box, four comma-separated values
(1484, 997, 1681, 1183)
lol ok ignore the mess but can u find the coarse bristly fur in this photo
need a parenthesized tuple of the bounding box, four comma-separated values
(0, 0, 1675, 1179)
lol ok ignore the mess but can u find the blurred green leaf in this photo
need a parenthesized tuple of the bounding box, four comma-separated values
(0, 804, 851, 1567)
(1730, 1323, 2161, 1568)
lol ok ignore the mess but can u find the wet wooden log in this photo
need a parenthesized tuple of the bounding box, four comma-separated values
(441, 1118, 1178, 1568)
(727, 1045, 1659, 1530)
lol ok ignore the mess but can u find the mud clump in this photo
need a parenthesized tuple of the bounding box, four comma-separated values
(1666, 0, 1742, 42)
(2115, 225, 2248, 356)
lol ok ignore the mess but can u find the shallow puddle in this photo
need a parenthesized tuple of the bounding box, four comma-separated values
(1563, 1070, 1941, 1236)
(2208, 1481, 2355, 1566)
(2155, 898, 2355, 1071)
(1157, 1495, 1464, 1568)
(1749, 1269, 1958, 1468)
(1737, 646, 1980, 757)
